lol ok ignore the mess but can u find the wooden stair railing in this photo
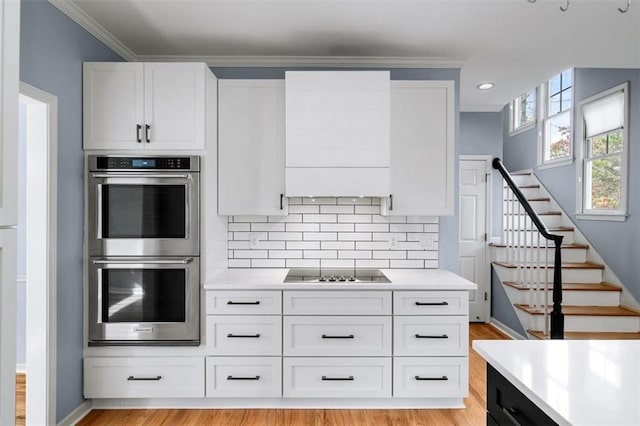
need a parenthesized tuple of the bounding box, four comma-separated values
(493, 158, 565, 339)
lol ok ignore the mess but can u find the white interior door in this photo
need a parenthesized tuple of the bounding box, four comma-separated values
(459, 159, 489, 322)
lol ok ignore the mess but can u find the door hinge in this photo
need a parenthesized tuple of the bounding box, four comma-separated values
(484, 292, 488, 301)
(483, 233, 487, 242)
(485, 173, 490, 182)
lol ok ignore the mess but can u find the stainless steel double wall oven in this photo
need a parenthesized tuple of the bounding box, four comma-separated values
(87, 155, 200, 345)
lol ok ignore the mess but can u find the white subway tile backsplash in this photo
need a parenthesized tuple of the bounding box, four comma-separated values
(321, 259, 355, 268)
(320, 223, 354, 232)
(251, 259, 286, 268)
(355, 205, 381, 214)
(338, 232, 372, 241)
(286, 223, 320, 232)
(391, 260, 425, 268)
(321, 241, 355, 250)
(390, 224, 424, 233)
(356, 259, 389, 269)
(269, 250, 303, 259)
(320, 205, 354, 214)
(338, 250, 372, 259)
(227, 199, 438, 269)
(252, 222, 285, 232)
(269, 232, 303, 241)
(288, 205, 320, 214)
(286, 259, 320, 268)
(287, 241, 321, 250)
(303, 232, 338, 241)
(373, 251, 407, 260)
(304, 250, 337, 259)
(355, 223, 389, 232)
(229, 223, 250, 232)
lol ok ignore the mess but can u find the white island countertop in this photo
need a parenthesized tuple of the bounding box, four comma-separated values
(203, 268, 476, 291)
(473, 340, 640, 426)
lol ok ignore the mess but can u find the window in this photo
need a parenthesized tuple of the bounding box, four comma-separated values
(539, 69, 573, 167)
(577, 82, 628, 221)
(509, 89, 536, 134)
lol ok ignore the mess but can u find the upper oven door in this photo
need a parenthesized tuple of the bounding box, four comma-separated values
(88, 172, 199, 256)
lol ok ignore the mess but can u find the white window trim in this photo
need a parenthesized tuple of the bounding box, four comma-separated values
(508, 89, 537, 137)
(537, 69, 574, 169)
(575, 82, 629, 222)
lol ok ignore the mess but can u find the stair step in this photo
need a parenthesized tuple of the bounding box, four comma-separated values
(493, 261, 604, 270)
(490, 243, 588, 249)
(527, 330, 640, 340)
(504, 282, 621, 292)
(503, 197, 550, 202)
(504, 184, 539, 189)
(505, 211, 562, 216)
(515, 304, 640, 317)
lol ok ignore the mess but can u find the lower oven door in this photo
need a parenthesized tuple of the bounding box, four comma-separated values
(88, 257, 200, 346)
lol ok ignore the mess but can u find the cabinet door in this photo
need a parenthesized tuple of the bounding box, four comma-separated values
(143, 63, 205, 150)
(83, 63, 144, 150)
(218, 80, 286, 215)
(382, 81, 455, 216)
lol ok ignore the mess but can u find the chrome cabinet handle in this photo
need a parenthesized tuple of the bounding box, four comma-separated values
(227, 301, 260, 305)
(136, 124, 142, 143)
(322, 376, 354, 381)
(321, 334, 355, 339)
(415, 301, 449, 306)
(415, 334, 449, 339)
(127, 376, 162, 381)
(92, 258, 193, 265)
(227, 375, 260, 381)
(145, 124, 151, 143)
(415, 375, 448, 381)
(91, 173, 190, 179)
(226, 333, 260, 338)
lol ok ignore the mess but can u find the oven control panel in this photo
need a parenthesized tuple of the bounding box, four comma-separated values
(93, 156, 197, 171)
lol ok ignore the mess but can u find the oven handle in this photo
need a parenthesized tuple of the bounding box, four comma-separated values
(92, 258, 194, 265)
(91, 173, 191, 179)
(96, 184, 103, 239)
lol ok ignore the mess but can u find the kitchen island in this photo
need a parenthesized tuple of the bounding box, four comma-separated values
(473, 340, 640, 426)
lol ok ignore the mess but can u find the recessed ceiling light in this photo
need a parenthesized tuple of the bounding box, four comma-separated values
(477, 82, 495, 90)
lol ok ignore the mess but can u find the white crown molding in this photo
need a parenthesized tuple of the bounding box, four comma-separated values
(135, 55, 467, 69)
(460, 104, 504, 113)
(48, 0, 138, 61)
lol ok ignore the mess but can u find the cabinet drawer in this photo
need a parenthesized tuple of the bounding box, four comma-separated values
(206, 356, 282, 398)
(394, 316, 468, 356)
(394, 291, 468, 315)
(206, 316, 282, 355)
(283, 357, 391, 398)
(84, 357, 204, 398)
(283, 290, 392, 315)
(284, 316, 391, 356)
(206, 291, 282, 315)
(393, 357, 468, 398)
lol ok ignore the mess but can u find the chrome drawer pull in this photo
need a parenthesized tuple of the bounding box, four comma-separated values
(227, 375, 260, 381)
(415, 334, 449, 339)
(127, 375, 162, 381)
(415, 375, 448, 381)
(415, 301, 449, 306)
(321, 334, 355, 339)
(226, 333, 261, 338)
(226, 301, 261, 305)
(322, 376, 354, 381)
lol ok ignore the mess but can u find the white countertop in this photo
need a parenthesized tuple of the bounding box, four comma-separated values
(473, 340, 640, 426)
(203, 268, 477, 291)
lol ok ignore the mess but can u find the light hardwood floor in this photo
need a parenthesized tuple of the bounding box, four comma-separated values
(70, 324, 507, 426)
(16, 373, 25, 426)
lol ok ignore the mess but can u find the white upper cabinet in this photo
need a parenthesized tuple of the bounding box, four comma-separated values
(381, 81, 455, 216)
(83, 62, 208, 150)
(285, 71, 390, 197)
(218, 80, 287, 216)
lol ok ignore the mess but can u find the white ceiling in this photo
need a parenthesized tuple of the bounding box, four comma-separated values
(52, 0, 640, 111)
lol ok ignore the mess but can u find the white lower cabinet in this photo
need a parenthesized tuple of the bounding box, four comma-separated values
(206, 315, 282, 356)
(393, 315, 468, 356)
(206, 357, 282, 398)
(84, 357, 204, 398)
(283, 357, 392, 398)
(393, 357, 468, 398)
(284, 316, 392, 357)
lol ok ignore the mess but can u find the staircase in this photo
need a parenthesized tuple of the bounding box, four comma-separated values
(491, 162, 640, 340)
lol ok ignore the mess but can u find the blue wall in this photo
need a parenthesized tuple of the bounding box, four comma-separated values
(213, 67, 462, 272)
(503, 67, 640, 304)
(20, 0, 123, 420)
